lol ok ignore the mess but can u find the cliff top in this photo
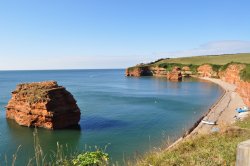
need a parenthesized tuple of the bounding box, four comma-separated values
(13, 81, 62, 104)
(153, 53, 250, 66)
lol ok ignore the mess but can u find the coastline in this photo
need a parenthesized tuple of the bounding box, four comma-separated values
(167, 77, 245, 149)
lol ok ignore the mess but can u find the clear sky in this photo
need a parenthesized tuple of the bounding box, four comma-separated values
(0, 0, 250, 70)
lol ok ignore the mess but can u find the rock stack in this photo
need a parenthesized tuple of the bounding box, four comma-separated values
(6, 81, 81, 129)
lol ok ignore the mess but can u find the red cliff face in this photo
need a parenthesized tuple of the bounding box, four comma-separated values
(6, 81, 81, 129)
(197, 64, 218, 77)
(126, 66, 152, 76)
(219, 64, 245, 84)
(167, 66, 182, 80)
(219, 64, 250, 107)
(149, 67, 168, 77)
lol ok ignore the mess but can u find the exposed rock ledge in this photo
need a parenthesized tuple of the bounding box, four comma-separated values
(6, 81, 81, 129)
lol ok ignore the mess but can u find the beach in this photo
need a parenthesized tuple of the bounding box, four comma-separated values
(168, 77, 246, 148)
(191, 77, 245, 135)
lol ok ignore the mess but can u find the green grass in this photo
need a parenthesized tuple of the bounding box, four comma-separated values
(134, 117, 250, 166)
(240, 64, 250, 81)
(6, 129, 109, 166)
(235, 115, 250, 129)
(158, 63, 199, 73)
(153, 53, 250, 66)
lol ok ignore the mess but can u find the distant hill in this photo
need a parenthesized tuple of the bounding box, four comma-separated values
(153, 53, 250, 66)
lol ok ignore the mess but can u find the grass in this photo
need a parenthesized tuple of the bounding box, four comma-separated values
(158, 63, 199, 73)
(240, 64, 250, 81)
(128, 53, 250, 81)
(235, 115, 250, 129)
(6, 129, 109, 166)
(153, 53, 250, 66)
(134, 117, 250, 166)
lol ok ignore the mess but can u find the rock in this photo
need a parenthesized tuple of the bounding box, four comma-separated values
(149, 66, 168, 77)
(126, 66, 152, 76)
(182, 66, 190, 71)
(6, 81, 81, 129)
(197, 64, 218, 77)
(167, 66, 182, 80)
(219, 64, 250, 107)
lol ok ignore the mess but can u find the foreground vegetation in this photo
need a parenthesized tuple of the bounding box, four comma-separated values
(7, 129, 109, 166)
(134, 117, 250, 166)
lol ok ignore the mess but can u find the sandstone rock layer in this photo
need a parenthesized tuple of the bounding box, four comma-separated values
(167, 66, 182, 80)
(197, 64, 218, 78)
(6, 81, 81, 129)
(126, 66, 152, 76)
(219, 64, 250, 107)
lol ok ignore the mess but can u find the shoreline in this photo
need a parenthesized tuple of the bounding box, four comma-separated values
(167, 77, 245, 149)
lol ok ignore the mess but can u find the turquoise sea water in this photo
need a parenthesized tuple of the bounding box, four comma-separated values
(0, 69, 223, 165)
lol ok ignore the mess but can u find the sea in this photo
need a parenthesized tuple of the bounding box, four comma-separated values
(0, 69, 223, 165)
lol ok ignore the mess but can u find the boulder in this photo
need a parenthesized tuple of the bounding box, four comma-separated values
(6, 81, 81, 129)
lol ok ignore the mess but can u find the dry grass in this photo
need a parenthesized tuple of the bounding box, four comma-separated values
(133, 117, 250, 166)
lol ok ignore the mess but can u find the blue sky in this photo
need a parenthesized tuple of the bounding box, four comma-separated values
(0, 0, 250, 70)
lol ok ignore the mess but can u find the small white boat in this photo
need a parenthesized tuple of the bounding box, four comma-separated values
(201, 120, 216, 125)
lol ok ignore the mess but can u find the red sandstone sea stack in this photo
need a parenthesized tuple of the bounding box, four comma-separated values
(6, 81, 81, 129)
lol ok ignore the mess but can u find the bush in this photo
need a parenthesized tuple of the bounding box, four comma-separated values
(72, 151, 109, 166)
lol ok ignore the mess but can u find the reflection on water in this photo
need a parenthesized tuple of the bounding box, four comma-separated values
(81, 116, 128, 131)
(6, 119, 81, 165)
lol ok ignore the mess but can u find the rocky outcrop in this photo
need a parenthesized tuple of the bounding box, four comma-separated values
(167, 67, 182, 81)
(125, 62, 250, 107)
(182, 66, 190, 71)
(149, 67, 168, 77)
(181, 66, 192, 77)
(219, 64, 245, 84)
(197, 64, 218, 78)
(6, 81, 81, 129)
(219, 64, 250, 107)
(126, 66, 152, 76)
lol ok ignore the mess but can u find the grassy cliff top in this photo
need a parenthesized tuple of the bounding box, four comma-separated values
(153, 53, 250, 66)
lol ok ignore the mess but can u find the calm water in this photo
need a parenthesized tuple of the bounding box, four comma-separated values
(0, 69, 223, 165)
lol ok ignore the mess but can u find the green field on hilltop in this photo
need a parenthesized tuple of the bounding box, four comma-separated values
(153, 53, 250, 66)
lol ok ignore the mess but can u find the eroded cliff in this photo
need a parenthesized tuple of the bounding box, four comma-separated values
(126, 63, 250, 107)
(6, 81, 81, 129)
(219, 64, 250, 107)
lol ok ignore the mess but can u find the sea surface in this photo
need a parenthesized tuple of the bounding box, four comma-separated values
(0, 69, 223, 165)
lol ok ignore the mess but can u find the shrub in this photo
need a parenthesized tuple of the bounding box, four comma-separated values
(72, 151, 109, 166)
